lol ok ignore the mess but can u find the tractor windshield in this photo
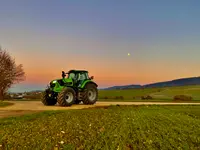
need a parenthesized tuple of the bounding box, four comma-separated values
(68, 72, 89, 81)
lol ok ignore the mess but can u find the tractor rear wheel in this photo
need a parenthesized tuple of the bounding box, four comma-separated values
(41, 89, 57, 106)
(57, 87, 76, 106)
(82, 83, 98, 105)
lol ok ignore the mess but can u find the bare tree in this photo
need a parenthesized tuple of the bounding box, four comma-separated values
(0, 47, 25, 100)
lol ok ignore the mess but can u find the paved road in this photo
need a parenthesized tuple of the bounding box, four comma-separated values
(1, 101, 200, 111)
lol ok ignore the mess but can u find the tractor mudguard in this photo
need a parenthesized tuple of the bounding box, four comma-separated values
(80, 80, 98, 89)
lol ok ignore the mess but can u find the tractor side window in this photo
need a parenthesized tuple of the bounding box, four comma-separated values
(79, 73, 86, 80)
(79, 73, 89, 80)
(68, 73, 75, 79)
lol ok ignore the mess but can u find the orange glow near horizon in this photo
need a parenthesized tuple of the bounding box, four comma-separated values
(23, 65, 200, 87)
(3, 25, 200, 88)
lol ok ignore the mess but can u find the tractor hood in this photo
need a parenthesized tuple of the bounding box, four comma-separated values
(50, 78, 73, 83)
(50, 78, 73, 87)
(49, 78, 73, 92)
(50, 79, 61, 84)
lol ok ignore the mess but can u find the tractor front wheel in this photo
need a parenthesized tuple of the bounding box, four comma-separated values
(57, 87, 76, 106)
(41, 89, 57, 106)
(82, 83, 98, 105)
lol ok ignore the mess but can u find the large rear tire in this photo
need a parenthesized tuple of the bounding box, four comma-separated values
(57, 87, 76, 106)
(82, 83, 98, 105)
(41, 89, 57, 106)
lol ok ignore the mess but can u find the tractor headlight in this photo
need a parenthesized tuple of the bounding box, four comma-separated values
(52, 80, 57, 84)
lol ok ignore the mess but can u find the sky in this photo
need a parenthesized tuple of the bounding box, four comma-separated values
(0, 0, 200, 92)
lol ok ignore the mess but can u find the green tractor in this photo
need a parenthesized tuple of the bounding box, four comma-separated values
(41, 70, 98, 106)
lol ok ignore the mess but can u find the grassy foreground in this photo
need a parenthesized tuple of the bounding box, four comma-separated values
(0, 105, 200, 149)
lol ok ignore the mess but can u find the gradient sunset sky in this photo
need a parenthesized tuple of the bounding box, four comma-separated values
(0, 0, 200, 92)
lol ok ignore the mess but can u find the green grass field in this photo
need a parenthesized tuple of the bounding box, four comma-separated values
(98, 85, 200, 101)
(0, 105, 200, 149)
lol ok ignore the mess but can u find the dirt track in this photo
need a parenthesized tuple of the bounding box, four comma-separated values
(0, 101, 200, 118)
(1, 101, 200, 111)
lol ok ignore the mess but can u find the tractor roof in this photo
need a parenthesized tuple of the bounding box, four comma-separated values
(67, 70, 88, 74)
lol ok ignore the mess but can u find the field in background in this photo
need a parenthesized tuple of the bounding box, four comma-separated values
(0, 105, 200, 149)
(6, 85, 200, 102)
(98, 85, 200, 101)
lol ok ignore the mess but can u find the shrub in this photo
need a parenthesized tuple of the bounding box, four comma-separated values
(146, 95, 153, 99)
(115, 96, 124, 100)
(173, 95, 193, 101)
(24, 94, 41, 99)
(3, 94, 12, 100)
(119, 96, 124, 100)
(115, 96, 120, 100)
(141, 95, 153, 100)
(104, 96, 108, 99)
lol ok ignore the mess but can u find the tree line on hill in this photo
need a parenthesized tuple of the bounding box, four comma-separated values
(103, 77, 200, 90)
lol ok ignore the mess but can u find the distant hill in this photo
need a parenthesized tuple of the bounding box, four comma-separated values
(104, 76, 200, 90)
(103, 84, 142, 90)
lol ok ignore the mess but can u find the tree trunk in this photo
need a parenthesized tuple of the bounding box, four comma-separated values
(0, 90, 4, 101)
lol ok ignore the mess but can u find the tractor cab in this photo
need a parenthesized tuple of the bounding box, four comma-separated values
(63, 70, 93, 86)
